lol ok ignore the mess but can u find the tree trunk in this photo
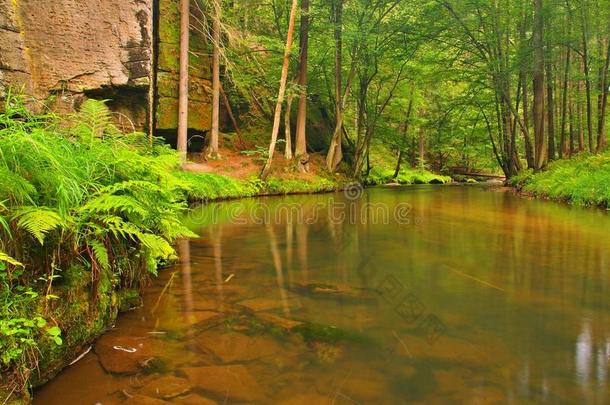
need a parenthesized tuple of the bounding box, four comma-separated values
(393, 95, 414, 178)
(418, 127, 426, 169)
(580, 9, 594, 152)
(522, 72, 535, 168)
(284, 93, 293, 160)
(295, 0, 310, 172)
(177, 0, 190, 164)
(326, 0, 344, 172)
(546, 62, 556, 161)
(207, 0, 221, 159)
(596, 40, 610, 152)
(261, 0, 299, 178)
(559, 45, 571, 158)
(533, 0, 546, 170)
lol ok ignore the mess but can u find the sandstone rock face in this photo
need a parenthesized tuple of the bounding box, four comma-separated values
(0, 0, 212, 132)
(0, 0, 153, 127)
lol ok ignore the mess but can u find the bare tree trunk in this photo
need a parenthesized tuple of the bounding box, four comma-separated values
(577, 78, 585, 151)
(533, 0, 546, 170)
(393, 95, 414, 178)
(326, 0, 344, 172)
(207, 0, 221, 159)
(418, 126, 426, 169)
(284, 93, 293, 159)
(295, 0, 310, 172)
(597, 40, 610, 152)
(522, 72, 535, 168)
(261, 0, 299, 178)
(580, 8, 594, 152)
(177, 0, 190, 164)
(546, 62, 556, 161)
(560, 45, 571, 158)
(220, 84, 244, 147)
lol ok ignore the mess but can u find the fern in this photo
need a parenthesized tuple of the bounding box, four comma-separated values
(12, 207, 66, 245)
(89, 240, 110, 271)
(76, 99, 112, 140)
(0, 251, 22, 267)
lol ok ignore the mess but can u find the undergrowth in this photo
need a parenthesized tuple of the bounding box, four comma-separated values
(0, 97, 201, 390)
(511, 154, 610, 207)
(364, 166, 451, 186)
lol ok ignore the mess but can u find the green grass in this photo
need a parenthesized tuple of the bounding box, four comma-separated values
(512, 153, 610, 207)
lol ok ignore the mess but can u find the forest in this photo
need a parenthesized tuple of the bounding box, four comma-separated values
(1, 0, 610, 403)
(190, 0, 610, 187)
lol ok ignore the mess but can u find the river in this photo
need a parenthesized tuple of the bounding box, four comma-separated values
(35, 185, 610, 404)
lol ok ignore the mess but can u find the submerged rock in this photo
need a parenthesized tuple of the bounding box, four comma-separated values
(394, 334, 489, 367)
(94, 334, 157, 375)
(139, 375, 191, 400)
(124, 394, 169, 405)
(256, 312, 303, 331)
(238, 297, 299, 312)
(182, 365, 265, 402)
(197, 332, 281, 363)
(277, 394, 335, 405)
(291, 282, 378, 302)
(172, 394, 218, 405)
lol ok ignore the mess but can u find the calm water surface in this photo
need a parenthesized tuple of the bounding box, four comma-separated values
(35, 186, 610, 404)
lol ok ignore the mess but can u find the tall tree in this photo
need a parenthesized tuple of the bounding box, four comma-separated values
(262, 0, 300, 178)
(533, 0, 546, 169)
(177, 0, 190, 164)
(207, 0, 222, 159)
(295, 0, 310, 172)
(326, 0, 345, 172)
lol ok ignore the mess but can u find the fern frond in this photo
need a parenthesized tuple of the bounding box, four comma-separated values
(12, 207, 66, 245)
(0, 251, 23, 267)
(138, 233, 175, 260)
(89, 240, 110, 271)
(81, 194, 148, 219)
(77, 99, 112, 139)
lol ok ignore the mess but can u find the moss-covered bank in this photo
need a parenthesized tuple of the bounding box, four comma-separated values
(509, 153, 610, 207)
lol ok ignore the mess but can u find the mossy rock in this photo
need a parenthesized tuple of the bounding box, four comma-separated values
(117, 288, 143, 312)
(157, 72, 212, 102)
(158, 0, 180, 44)
(156, 97, 211, 130)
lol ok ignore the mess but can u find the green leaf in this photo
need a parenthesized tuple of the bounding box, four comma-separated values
(47, 326, 61, 337)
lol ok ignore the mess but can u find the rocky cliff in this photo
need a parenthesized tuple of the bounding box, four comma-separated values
(0, 0, 211, 134)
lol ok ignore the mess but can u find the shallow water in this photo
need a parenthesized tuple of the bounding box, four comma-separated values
(35, 186, 610, 404)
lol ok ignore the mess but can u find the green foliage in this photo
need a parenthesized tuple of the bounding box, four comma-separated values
(264, 176, 337, 195)
(364, 167, 451, 186)
(0, 96, 205, 379)
(177, 171, 257, 201)
(518, 154, 610, 207)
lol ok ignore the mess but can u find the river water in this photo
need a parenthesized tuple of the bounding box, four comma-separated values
(35, 185, 610, 404)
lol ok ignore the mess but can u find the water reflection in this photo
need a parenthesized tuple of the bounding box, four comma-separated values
(35, 186, 610, 404)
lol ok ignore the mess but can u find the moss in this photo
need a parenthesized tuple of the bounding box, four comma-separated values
(156, 97, 212, 131)
(117, 288, 143, 312)
(29, 266, 120, 387)
(0, 389, 29, 405)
